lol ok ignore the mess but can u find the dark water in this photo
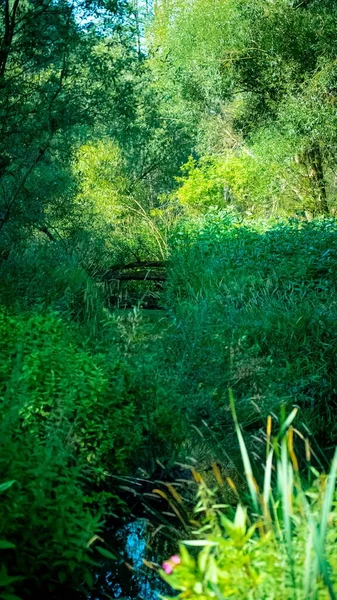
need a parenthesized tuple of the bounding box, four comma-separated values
(90, 519, 177, 600)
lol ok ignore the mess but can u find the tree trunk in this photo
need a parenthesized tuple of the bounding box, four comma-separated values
(0, 0, 20, 79)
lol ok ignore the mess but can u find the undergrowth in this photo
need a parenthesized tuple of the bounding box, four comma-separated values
(1, 213, 337, 595)
(161, 403, 337, 599)
(164, 215, 337, 459)
(0, 308, 185, 596)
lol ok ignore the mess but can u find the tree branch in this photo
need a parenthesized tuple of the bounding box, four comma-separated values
(0, 141, 51, 234)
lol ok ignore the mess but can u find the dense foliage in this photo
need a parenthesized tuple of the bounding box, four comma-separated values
(151, 0, 337, 216)
(165, 217, 337, 451)
(0, 307, 188, 594)
(1, 0, 337, 597)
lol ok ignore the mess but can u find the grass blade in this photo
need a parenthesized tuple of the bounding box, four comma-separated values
(229, 389, 259, 512)
(319, 448, 337, 550)
(278, 408, 298, 440)
(263, 447, 274, 511)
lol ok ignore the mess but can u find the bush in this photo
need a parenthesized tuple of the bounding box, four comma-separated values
(0, 308, 187, 595)
(175, 129, 314, 218)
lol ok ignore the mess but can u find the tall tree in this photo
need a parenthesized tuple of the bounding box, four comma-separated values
(151, 0, 337, 215)
(0, 0, 143, 244)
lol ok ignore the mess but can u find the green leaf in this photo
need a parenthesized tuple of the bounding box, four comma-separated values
(178, 543, 194, 566)
(95, 546, 117, 560)
(229, 389, 259, 512)
(263, 448, 274, 508)
(0, 482, 16, 494)
(0, 576, 22, 588)
(83, 569, 93, 589)
(319, 448, 337, 550)
(278, 408, 298, 439)
(209, 583, 226, 600)
(0, 542, 15, 550)
(205, 555, 218, 585)
(220, 513, 242, 541)
(314, 448, 337, 599)
(234, 504, 247, 533)
(303, 521, 316, 599)
(198, 547, 210, 573)
(58, 571, 67, 584)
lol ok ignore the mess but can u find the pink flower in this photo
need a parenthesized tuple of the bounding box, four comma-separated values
(162, 555, 181, 575)
(162, 561, 173, 575)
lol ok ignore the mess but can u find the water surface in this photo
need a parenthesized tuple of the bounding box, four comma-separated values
(90, 519, 177, 600)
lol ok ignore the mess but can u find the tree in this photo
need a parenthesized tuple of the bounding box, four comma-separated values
(0, 0, 146, 245)
(151, 0, 337, 215)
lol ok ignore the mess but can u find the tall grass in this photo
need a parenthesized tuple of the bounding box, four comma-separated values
(2, 213, 337, 596)
(164, 216, 337, 460)
(161, 404, 337, 599)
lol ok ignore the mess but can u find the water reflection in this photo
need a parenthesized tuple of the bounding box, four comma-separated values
(90, 519, 177, 600)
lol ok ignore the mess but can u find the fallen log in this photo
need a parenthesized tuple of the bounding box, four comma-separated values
(102, 260, 166, 283)
(110, 271, 166, 282)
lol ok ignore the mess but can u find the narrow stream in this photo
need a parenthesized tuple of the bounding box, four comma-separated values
(89, 519, 178, 600)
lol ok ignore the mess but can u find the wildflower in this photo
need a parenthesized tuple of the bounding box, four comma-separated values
(162, 561, 173, 575)
(162, 555, 181, 575)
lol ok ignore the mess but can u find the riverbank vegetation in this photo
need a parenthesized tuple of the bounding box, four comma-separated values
(162, 402, 337, 600)
(1, 0, 337, 597)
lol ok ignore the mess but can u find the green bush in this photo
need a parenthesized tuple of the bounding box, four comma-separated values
(0, 243, 108, 329)
(174, 129, 315, 218)
(0, 308, 187, 594)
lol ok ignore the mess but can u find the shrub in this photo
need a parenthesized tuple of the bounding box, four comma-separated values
(0, 308, 187, 594)
(175, 129, 314, 218)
